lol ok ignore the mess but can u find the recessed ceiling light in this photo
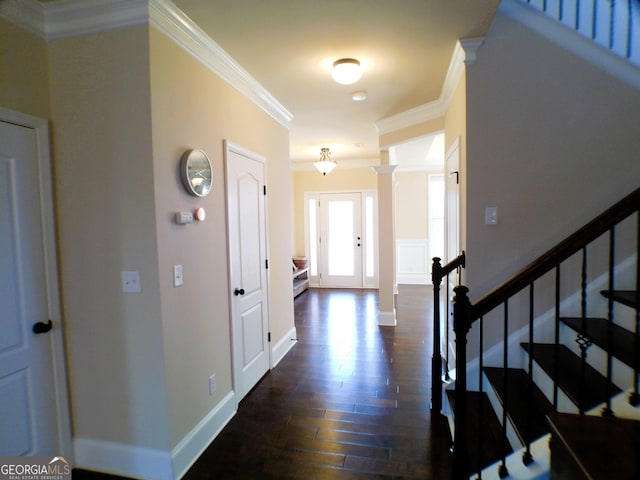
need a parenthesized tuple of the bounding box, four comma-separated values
(351, 91, 367, 102)
(332, 58, 362, 85)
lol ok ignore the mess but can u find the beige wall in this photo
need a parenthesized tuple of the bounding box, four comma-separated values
(395, 171, 428, 240)
(48, 26, 171, 450)
(291, 167, 377, 256)
(36, 17, 293, 466)
(149, 28, 292, 447)
(465, 12, 640, 300)
(0, 19, 50, 119)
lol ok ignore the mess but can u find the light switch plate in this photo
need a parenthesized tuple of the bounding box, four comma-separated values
(485, 207, 498, 225)
(173, 265, 183, 287)
(122, 271, 141, 293)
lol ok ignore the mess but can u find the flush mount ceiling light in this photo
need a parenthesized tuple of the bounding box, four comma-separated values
(331, 58, 362, 85)
(314, 147, 336, 176)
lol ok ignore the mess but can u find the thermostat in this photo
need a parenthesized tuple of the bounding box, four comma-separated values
(175, 212, 194, 225)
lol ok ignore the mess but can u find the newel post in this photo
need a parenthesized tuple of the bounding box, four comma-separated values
(431, 257, 443, 414)
(452, 285, 472, 480)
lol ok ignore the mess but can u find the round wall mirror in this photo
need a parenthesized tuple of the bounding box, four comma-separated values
(180, 149, 212, 197)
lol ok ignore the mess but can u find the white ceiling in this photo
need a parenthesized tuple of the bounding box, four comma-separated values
(169, 0, 500, 167)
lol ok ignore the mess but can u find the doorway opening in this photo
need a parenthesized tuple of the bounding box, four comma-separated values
(391, 133, 445, 285)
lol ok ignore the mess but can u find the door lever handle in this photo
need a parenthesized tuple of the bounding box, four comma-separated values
(33, 320, 53, 334)
(234, 288, 245, 296)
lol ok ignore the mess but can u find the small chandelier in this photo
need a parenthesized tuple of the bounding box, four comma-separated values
(314, 148, 336, 176)
(331, 58, 362, 85)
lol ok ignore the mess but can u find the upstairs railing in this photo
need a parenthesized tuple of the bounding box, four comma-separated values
(432, 186, 640, 479)
(520, 0, 640, 67)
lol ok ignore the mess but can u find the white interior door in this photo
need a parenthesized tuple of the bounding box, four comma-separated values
(1, 112, 70, 457)
(225, 141, 270, 403)
(319, 192, 363, 288)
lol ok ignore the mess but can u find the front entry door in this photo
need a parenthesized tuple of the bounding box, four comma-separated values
(319, 192, 363, 288)
(0, 112, 69, 457)
(225, 141, 270, 403)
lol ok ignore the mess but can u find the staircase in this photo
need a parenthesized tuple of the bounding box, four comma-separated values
(432, 186, 640, 479)
(517, 0, 640, 69)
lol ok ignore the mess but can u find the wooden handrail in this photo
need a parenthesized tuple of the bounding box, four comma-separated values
(472, 186, 640, 321)
(432, 252, 466, 284)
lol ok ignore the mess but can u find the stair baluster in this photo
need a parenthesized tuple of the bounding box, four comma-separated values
(578, 246, 590, 415)
(523, 283, 534, 466)
(631, 213, 640, 406)
(476, 315, 484, 479)
(602, 227, 616, 417)
(498, 300, 509, 478)
(553, 264, 561, 411)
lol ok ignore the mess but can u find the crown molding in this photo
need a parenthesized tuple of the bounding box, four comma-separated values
(372, 165, 397, 175)
(0, 0, 44, 36)
(500, 0, 640, 89)
(376, 37, 484, 135)
(149, 0, 292, 126)
(43, 0, 148, 40)
(0, 0, 293, 127)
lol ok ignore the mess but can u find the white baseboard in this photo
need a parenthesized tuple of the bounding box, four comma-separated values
(74, 436, 173, 480)
(378, 309, 397, 326)
(172, 391, 236, 479)
(271, 326, 297, 368)
(74, 391, 237, 480)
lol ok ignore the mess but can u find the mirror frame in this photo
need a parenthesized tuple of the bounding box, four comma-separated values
(180, 149, 213, 197)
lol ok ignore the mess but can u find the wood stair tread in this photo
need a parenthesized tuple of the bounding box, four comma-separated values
(547, 412, 640, 479)
(484, 367, 554, 445)
(521, 343, 621, 412)
(447, 389, 513, 474)
(561, 316, 640, 370)
(601, 289, 640, 310)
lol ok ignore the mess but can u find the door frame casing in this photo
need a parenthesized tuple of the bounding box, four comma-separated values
(444, 136, 461, 369)
(304, 189, 378, 289)
(223, 140, 271, 406)
(0, 107, 73, 459)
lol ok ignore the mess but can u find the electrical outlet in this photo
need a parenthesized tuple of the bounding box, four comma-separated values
(209, 374, 217, 396)
(121, 271, 141, 293)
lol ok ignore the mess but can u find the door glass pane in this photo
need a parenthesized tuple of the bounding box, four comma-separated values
(308, 198, 318, 276)
(327, 200, 354, 276)
(365, 196, 374, 278)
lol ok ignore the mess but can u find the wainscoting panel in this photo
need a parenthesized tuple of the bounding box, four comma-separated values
(396, 239, 430, 285)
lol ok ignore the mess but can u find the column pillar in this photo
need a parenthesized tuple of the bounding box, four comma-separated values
(372, 162, 397, 326)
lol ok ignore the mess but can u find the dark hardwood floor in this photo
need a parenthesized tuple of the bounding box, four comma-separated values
(75, 285, 453, 479)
